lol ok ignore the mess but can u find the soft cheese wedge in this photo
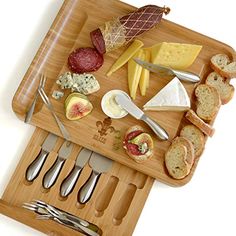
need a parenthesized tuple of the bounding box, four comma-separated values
(143, 77, 190, 111)
(151, 42, 202, 70)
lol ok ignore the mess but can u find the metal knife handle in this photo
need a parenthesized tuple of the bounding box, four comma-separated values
(78, 171, 100, 204)
(25, 149, 48, 182)
(141, 115, 169, 141)
(60, 166, 82, 197)
(43, 158, 65, 189)
(172, 69, 200, 83)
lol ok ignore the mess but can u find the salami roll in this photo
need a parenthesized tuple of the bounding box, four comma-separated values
(68, 47, 104, 73)
(90, 5, 170, 54)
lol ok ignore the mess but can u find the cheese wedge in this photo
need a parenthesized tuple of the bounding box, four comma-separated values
(106, 40, 144, 77)
(128, 49, 145, 100)
(143, 77, 190, 111)
(151, 42, 202, 70)
(139, 49, 151, 96)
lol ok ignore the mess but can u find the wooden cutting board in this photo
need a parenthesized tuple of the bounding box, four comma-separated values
(12, 0, 235, 186)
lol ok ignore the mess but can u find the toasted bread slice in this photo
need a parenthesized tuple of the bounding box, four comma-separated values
(165, 143, 189, 179)
(195, 84, 221, 121)
(185, 109, 215, 137)
(210, 54, 236, 79)
(180, 125, 205, 157)
(172, 136, 195, 166)
(205, 72, 234, 104)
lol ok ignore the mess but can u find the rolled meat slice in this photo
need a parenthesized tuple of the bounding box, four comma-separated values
(90, 5, 170, 54)
(68, 47, 104, 73)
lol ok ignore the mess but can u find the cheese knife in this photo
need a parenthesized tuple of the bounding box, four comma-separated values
(115, 93, 169, 141)
(134, 58, 200, 83)
(60, 148, 92, 197)
(25, 133, 58, 182)
(78, 152, 113, 204)
(43, 141, 73, 189)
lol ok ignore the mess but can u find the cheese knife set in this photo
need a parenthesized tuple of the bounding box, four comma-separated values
(0, 0, 235, 235)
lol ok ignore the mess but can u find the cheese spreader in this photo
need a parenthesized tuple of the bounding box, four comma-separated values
(115, 93, 169, 140)
(60, 148, 92, 197)
(78, 152, 113, 204)
(43, 141, 73, 189)
(25, 133, 58, 182)
(134, 58, 200, 83)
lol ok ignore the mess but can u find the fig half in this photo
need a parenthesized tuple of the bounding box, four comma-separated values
(65, 93, 93, 120)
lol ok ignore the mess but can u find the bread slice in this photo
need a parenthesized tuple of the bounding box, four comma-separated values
(180, 125, 205, 157)
(185, 109, 215, 137)
(165, 143, 189, 179)
(123, 125, 153, 163)
(205, 72, 234, 104)
(195, 84, 221, 121)
(210, 54, 236, 79)
(172, 136, 195, 166)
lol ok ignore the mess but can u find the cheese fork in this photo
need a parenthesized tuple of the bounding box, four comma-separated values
(24, 74, 46, 123)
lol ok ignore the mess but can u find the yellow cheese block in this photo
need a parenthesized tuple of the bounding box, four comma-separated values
(128, 49, 145, 100)
(139, 49, 151, 96)
(106, 39, 144, 77)
(151, 42, 202, 70)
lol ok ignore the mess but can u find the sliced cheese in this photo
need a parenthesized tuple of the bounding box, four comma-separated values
(139, 49, 151, 96)
(143, 77, 190, 111)
(106, 39, 144, 77)
(128, 49, 145, 100)
(151, 42, 202, 70)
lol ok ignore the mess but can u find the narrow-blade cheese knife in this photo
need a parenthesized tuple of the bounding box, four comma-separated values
(43, 141, 73, 189)
(60, 148, 92, 197)
(78, 152, 113, 204)
(115, 93, 169, 141)
(134, 58, 200, 83)
(25, 133, 58, 182)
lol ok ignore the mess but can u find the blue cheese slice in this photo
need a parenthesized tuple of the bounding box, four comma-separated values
(56, 72, 100, 95)
(52, 90, 64, 100)
(143, 77, 190, 111)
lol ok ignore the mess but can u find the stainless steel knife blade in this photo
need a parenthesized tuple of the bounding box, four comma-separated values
(60, 148, 92, 197)
(115, 93, 169, 140)
(134, 58, 200, 83)
(25, 133, 58, 182)
(78, 152, 113, 204)
(43, 141, 73, 189)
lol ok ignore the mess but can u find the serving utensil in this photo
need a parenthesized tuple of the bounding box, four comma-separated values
(22, 200, 102, 236)
(38, 86, 71, 142)
(25, 133, 58, 182)
(115, 93, 169, 140)
(134, 58, 200, 83)
(24, 74, 46, 123)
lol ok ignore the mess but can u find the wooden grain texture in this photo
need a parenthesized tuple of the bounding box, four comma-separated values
(0, 128, 154, 236)
(12, 0, 235, 186)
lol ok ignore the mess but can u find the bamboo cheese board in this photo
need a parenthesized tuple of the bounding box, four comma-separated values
(0, 128, 154, 236)
(12, 0, 235, 186)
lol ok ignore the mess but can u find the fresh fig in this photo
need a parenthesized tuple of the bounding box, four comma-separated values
(65, 93, 93, 120)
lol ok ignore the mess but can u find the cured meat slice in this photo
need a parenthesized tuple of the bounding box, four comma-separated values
(68, 47, 104, 73)
(90, 5, 170, 53)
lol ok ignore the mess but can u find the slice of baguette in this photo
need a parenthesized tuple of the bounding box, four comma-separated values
(172, 136, 195, 166)
(185, 109, 215, 137)
(210, 54, 236, 79)
(180, 125, 205, 157)
(195, 84, 221, 121)
(165, 143, 189, 179)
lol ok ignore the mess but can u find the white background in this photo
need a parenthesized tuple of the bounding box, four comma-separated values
(0, 0, 236, 235)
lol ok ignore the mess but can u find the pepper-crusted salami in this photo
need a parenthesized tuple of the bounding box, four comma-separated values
(90, 5, 170, 54)
(68, 47, 104, 73)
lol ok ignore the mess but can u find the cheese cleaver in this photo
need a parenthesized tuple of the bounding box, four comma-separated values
(78, 152, 113, 204)
(25, 133, 58, 182)
(60, 148, 92, 197)
(43, 141, 73, 189)
(115, 93, 169, 140)
(134, 58, 200, 83)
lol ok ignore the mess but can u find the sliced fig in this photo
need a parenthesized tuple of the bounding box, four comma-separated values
(130, 133, 154, 149)
(65, 93, 93, 120)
